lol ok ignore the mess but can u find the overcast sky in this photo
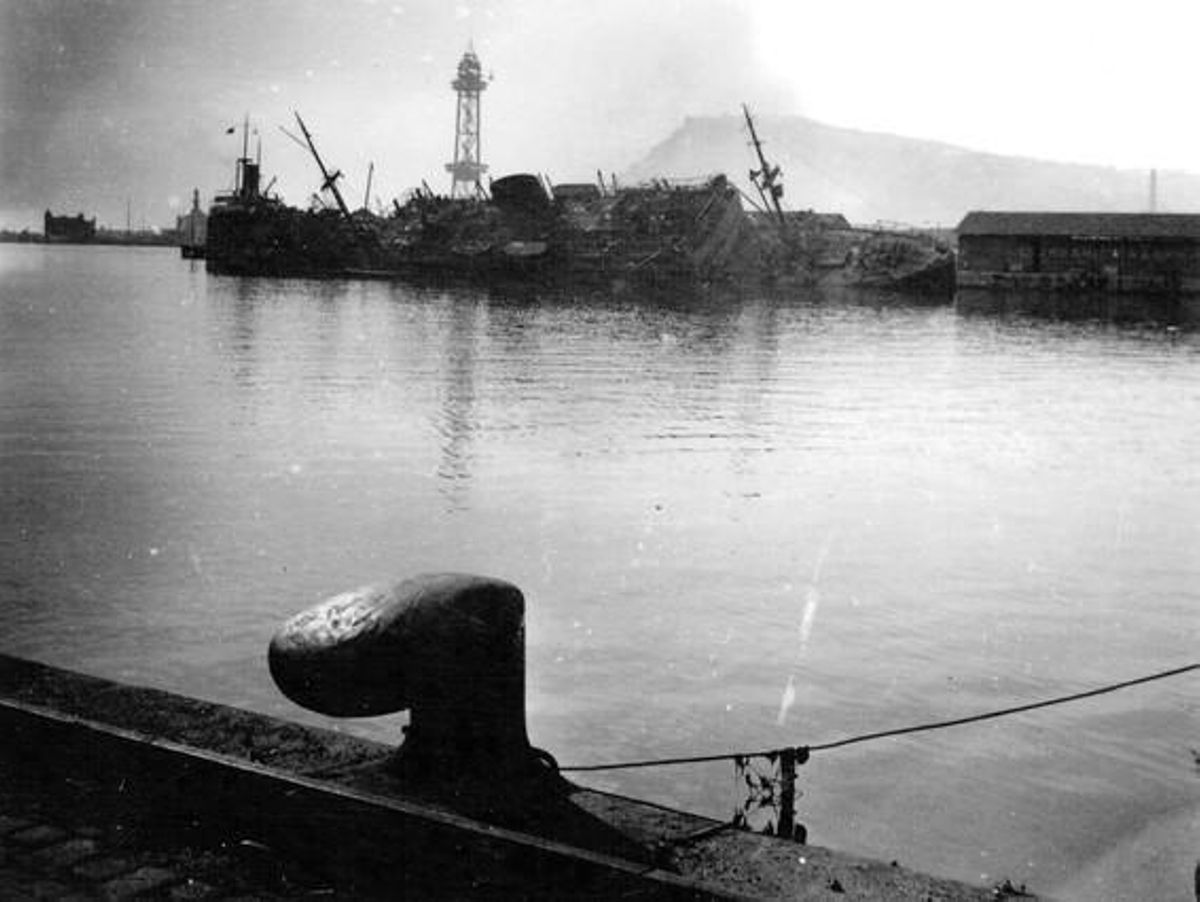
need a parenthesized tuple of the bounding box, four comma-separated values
(3, 0, 1198, 229)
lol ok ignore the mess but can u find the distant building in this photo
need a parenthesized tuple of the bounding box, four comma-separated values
(783, 211, 853, 231)
(551, 183, 603, 203)
(957, 211, 1200, 293)
(44, 210, 96, 243)
(176, 189, 207, 258)
(747, 210, 853, 236)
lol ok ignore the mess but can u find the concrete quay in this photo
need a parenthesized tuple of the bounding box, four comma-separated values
(0, 653, 1031, 900)
(0, 789, 350, 901)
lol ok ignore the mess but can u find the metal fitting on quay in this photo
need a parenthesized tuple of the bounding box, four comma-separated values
(268, 573, 556, 786)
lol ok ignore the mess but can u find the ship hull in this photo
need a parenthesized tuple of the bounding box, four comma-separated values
(205, 173, 954, 294)
(206, 176, 768, 285)
(206, 204, 372, 277)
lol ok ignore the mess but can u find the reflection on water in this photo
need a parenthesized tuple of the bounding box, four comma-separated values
(2, 244, 1198, 899)
(435, 299, 482, 509)
(957, 286, 1200, 329)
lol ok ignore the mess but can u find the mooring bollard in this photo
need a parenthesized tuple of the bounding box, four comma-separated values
(268, 573, 550, 786)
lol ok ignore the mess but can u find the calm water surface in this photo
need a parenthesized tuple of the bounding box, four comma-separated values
(2, 244, 1197, 898)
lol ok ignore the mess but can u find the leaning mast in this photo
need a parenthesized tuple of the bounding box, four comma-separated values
(293, 112, 355, 225)
(743, 105, 787, 232)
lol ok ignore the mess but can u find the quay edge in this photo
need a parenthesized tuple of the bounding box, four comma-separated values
(0, 652, 1021, 900)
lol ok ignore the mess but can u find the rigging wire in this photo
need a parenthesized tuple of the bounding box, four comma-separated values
(557, 662, 1199, 773)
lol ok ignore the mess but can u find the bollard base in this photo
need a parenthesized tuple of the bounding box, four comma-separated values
(383, 730, 573, 823)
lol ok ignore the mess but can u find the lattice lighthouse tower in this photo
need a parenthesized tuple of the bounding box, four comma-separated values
(445, 47, 490, 198)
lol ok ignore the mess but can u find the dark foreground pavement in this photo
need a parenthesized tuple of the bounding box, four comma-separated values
(0, 765, 360, 901)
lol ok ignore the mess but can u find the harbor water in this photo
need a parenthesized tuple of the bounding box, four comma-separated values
(2, 243, 1197, 899)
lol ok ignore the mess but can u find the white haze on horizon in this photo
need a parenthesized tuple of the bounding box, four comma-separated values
(2, 0, 1197, 229)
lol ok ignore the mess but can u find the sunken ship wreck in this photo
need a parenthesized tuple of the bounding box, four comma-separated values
(206, 140, 764, 284)
(206, 121, 953, 291)
(738, 105, 955, 294)
(206, 50, 953, 292)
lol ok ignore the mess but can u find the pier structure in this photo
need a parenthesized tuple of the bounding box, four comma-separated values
(0, 573, 1018, 900)
(445, 46, 490, 199)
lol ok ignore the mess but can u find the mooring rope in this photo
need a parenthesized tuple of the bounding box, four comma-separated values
(557, 662, 1199, 773)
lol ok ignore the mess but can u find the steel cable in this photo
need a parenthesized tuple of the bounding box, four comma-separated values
(557, 662, 1199, 773)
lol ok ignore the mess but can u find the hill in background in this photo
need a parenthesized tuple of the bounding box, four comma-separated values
(621, 114, 1200, 229)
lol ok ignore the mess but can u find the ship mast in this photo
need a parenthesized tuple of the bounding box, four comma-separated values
(293, 112, 355, 225)
(241, 114, 250, 177)
(235, 114, 250, 196)
(743, 105, 787, 232)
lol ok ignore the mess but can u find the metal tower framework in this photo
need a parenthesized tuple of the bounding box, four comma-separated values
(445, 48, 489, 198)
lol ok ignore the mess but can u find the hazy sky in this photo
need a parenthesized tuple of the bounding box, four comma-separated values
(3, 0, 1199, 229)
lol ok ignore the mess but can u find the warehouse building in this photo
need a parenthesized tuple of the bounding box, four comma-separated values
(956, 211, 1200, 293)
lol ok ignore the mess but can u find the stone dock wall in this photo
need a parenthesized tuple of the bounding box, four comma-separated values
(0, 653, 1019, 900)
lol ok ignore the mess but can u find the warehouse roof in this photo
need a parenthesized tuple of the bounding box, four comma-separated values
(957, 211, 1200, 239)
